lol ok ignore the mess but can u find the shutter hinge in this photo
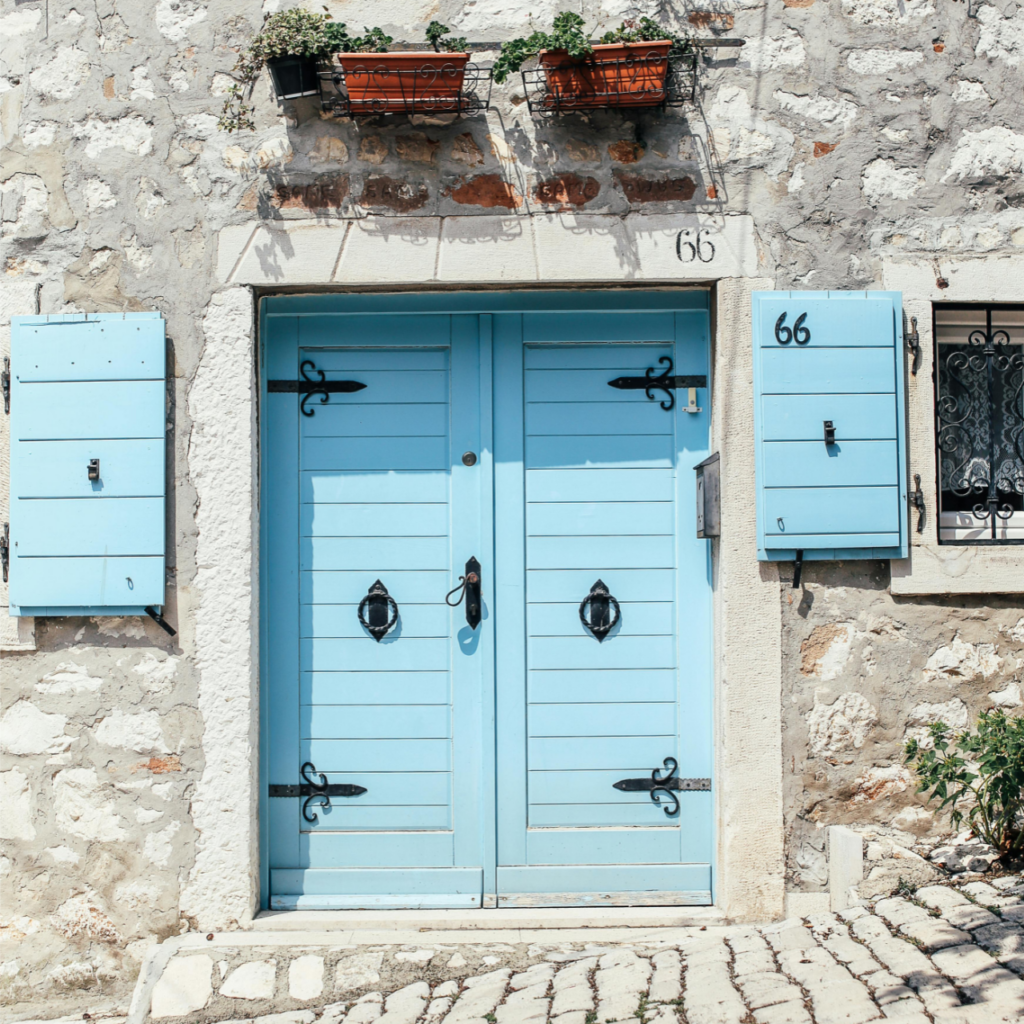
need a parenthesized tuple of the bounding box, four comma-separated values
(911, 474, 926, 534)
(905, 315, 920, 376)
(2, 357, 9, 414)
(1, 523, 8, 583)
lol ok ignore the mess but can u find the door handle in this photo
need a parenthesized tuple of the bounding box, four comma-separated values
(445, 557, 482, 630)
(579, 579, 620, 642)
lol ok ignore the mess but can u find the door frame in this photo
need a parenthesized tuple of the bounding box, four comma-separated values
(257, 288, 716, 910)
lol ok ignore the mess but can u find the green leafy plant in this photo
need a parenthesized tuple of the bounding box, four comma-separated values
(426, 20, 468, 53)
(491, 12, 592, 84)
(600, 17, 696, 60)
(904, 710, 1024, 857)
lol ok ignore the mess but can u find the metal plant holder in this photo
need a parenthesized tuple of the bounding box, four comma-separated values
(318, 58, 492, 117)
(520, 49, 698, 116)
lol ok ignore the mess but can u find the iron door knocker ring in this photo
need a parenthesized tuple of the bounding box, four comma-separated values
(579, 579, 621, 642)
(357, 580, 398, 642)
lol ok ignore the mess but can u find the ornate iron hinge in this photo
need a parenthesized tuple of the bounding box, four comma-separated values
(269, 761, 367, 823)
(911, 473, 926, 534)
(268, 359, 366, 417)
(905, 315, 920, 376)
(1, 523, 8, 583)
(613, 757, 710, 817)
(2, 357, 9, 414)
(608, 357, 706, 412)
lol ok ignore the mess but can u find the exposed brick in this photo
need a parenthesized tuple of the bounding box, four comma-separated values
(533, 173, 600, 209)
(274, 175, 349, 210)
(448, 173, 521, 209)
(131, 755, 182, 774)
(360, 175, 429, 213)
(813, 142, 838, 157)
(616, 172, 696, 203)
(688, 12, 736, 30)
(608, 141, 645, 164)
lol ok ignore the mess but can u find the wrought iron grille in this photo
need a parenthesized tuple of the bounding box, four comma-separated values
(934, 305, 1024, 544)
(318, 60, 491, 117)
(521, 50, 698, 116)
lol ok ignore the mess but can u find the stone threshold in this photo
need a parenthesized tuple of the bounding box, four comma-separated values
(251, 906, 727, 935)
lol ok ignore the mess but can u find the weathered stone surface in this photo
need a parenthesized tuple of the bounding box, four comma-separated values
(221, 959, 278, 1000)
(533, 174, 600, 208)
(358, 136, 389, 164)
(335, 952, 384, 993)
(396, 132, 439, 164)
(361, 176, 429, 212)
(450, 133, 484, 166)
(0, 700, 70, 755)
(151, 954, 213, 1018)
(447, 174, 521, 209)
(616, 173, 696, 203)
(806, 692, 878, 755)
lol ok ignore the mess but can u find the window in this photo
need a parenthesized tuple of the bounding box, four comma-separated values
(934, 305, 1024, 544)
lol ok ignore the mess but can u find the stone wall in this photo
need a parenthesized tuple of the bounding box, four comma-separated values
(1, 0, 1023, 1017)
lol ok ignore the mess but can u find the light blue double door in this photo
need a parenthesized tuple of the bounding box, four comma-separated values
(262, 293, 713, 910)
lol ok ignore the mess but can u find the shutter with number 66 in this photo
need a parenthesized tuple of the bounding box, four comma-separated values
(8, 313, 167, 616)
(752, 291, 908, 561)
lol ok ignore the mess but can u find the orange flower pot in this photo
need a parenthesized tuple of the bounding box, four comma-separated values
(337, 52, 470, 113)
(539, 40, 672, 110)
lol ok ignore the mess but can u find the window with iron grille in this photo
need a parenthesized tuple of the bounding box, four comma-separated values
(934, 305, 1024, 544)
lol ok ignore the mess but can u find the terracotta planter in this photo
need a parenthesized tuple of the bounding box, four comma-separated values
(539, 40, 672, 109)
(337, 51, 471, 113)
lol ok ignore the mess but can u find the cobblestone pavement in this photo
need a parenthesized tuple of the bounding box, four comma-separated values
(17, 878, 1024, 1024)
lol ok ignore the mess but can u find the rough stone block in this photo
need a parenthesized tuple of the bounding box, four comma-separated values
(150, 954, 213, 1018)
(289, 955, 324, 1001)
(220, 959, 277, 1000)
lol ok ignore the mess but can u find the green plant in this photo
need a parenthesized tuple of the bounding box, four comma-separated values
(600, 17, 696, 61)
(491, 12, 592, 84)
(904, 710, 1024, 857)
(426, 20, 468, 53)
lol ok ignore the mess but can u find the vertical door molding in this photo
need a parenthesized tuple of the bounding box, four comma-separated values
(712, 278, 786, 922)
(180, 286, 261, 929)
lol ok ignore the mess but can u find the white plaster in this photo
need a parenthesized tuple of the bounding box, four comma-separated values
(951, 81, 992, 104)
(220, 959, 277, 999)
(255, 136, 294, 169)
(905, 698, 970, 748)
(885, 255, 1024, 595)
(0, 769, 35, 840)
(988, 681, 1023, 708)
(44, 846, 80, 865)
(847, 50, 924, 75)
(1, 174, 49, 240)
(95, 709, 170, 754)
(168, 68, 191, 93)
(178, 287, 259, 932)
(50, 893, 121, 943)
(741, 29, 807, 73)
(774, 91, 858, 126)
(708, 88, 795, 180)
(841, 0, 934, 23)
(131, 66, 156, 101)
(20, 121, 56, 147)
(82, 178, 117, 213)
(977, 4, 1024, 66)
(861, 159, 924, 204)
(806, 692, 879, 755)
(151, 954, 213, 1018)
(133, 651, 180, 694)
(1, 8, 42, 34)
(155, 0, 208, 42)
(144, 820, 182, 868)
(943, 126, 1024, 182)
(852, 764, 913, 803)
(211, 72, 236, 97)
(74, 116, 154, 159)
(28, 47, 90, 100)
(53, 768, 127, 841)
(0, 701, 70, 755)
(923, 635, 1001, 682)
(788, 164, 806, 193)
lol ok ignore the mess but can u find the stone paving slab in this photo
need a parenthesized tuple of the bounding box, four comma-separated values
(14, 879, 1024, 1024)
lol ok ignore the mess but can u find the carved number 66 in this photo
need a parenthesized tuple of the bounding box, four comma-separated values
(676, 228, 716, 264)
(774, 312, 811, 345)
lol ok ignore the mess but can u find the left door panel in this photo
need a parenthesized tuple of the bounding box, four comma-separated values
(264, 312, 485, 908)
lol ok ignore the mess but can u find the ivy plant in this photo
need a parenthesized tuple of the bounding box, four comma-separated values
(904, 710, 1024, 857)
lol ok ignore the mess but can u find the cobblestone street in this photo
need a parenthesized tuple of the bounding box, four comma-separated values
(18, 877, 1024, 1024)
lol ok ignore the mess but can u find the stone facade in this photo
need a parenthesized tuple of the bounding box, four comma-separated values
(1, 0, 1023, 1019)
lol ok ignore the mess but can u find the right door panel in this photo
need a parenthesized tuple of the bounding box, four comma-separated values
(493, 306, 713, 906)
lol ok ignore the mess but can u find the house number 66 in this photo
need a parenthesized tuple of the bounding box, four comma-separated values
(676, 228, 716, 264)
(774, 312, 811, 345)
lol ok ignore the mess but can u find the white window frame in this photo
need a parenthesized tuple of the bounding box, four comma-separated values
(885, 257, 1024, 594)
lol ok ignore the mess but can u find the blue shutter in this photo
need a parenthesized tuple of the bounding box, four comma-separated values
(9, 313, 166, 615)
(752, 291, 908, 561)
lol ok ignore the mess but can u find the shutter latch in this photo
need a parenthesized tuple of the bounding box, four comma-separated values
(1, 357, 9, 414)
(1, 523, 8, 583)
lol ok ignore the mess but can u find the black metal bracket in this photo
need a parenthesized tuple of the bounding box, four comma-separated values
(911, 473, 926, 534)
(144, 606, 177, 637)
(268, 360, 366, 417)
(793, 550, 804, 589)
(613, 757, 711, 817)
(579, 579, 620, 641)
(445, 557, 482, 630)
(823, 420, 836, 446)
(357, 580, 398, 641)
(1, 523, 8, 583)
(269, 761, 367, 824)
(608, 356, 706, 412)
(88, 458, 100, 481)
(905, 315, 920, 375)
(2, 357, 9, 414)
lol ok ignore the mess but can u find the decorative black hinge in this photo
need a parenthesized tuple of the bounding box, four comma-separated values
(905, 315, 920, 375)
(613, 757, 710, 817)
(911, 473, 926, 534)
(2, 357, 9, 414)
(608, 356, 706, 412)
(268, 359, 366, 416)
(269, 761, 367, 824)
(1, 523, 8, 583)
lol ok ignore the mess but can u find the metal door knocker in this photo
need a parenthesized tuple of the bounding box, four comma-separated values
(445, 557, 482, 629)
(357, 580, 398, 641)
(579, 579, 620, 641)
